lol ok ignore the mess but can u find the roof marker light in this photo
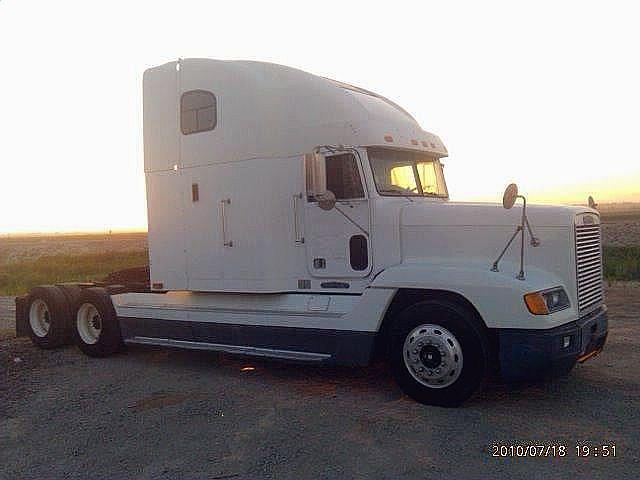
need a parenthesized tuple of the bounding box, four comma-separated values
(384, 135, 394, 143)
(411, 139, 419, 145)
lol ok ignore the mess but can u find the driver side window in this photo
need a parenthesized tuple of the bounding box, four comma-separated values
(326, 154, 365, 200)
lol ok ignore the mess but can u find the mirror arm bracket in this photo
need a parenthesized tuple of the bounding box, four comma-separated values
(491, 226, 522, 273)
(333, 204, 369, 236)
(491, 190, 541, 278)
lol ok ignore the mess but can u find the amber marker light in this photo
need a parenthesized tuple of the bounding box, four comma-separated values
(240, 366, 256, 372)
(524, 292, 549, 315)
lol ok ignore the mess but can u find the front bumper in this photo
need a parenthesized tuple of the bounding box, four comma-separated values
(498, 305, 608, 383)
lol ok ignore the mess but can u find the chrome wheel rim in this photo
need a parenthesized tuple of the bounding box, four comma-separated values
(403, 324, 463, 389)
(29, 299, 51, 337)
(77, 303, 102, 345)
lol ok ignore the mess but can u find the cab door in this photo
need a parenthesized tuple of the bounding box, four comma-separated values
(304, 151, 372, 279)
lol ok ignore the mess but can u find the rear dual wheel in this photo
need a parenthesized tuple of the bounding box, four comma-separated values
(26, 286, 70, 349)
(72, 287, 123, 357)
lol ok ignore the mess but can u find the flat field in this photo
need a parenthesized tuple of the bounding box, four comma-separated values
(602, 220, 640, 247)
(2, 217, 639, 295)
(600, 206, 640, 247)
(0, 232, 147, 263)
(0, 232, 148, 295)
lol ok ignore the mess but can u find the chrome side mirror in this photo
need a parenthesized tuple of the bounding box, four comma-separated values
(304, 151, 327, 198)
(305, 150, 336, 210)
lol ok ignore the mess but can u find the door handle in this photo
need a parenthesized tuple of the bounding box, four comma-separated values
(292, 193, 305, 244)
(220, 198, 233, 247)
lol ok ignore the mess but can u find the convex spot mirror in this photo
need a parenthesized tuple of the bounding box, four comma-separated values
(503, 183, 519, 209)
(316, 191, 336, 211)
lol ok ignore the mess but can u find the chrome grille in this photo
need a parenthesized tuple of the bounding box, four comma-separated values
(575, 223, 603, 311)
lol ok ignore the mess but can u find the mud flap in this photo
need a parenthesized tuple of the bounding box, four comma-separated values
(15, 295, 29, 337)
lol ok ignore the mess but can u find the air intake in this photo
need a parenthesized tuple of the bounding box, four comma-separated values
(575, 222, 603, 312)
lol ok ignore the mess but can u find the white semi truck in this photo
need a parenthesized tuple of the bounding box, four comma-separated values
(16, 59, 608, 406)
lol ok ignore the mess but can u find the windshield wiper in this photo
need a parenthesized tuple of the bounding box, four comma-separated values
(378, 189, 416, 201)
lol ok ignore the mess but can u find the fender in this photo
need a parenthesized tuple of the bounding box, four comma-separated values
(370, 259, 579, 330)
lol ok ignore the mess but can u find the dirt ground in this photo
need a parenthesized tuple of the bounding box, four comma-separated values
(1, 285, 638, 480)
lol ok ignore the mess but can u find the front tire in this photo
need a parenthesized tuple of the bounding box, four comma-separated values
(72, 287, 123, 357)
(389, 299, 490, 407)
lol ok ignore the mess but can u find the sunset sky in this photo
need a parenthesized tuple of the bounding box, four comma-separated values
(1, 1, 638, 233)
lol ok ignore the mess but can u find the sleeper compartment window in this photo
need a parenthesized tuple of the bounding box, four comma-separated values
(181, 90, 217, 135)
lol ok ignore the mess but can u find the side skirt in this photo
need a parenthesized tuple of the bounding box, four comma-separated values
(118, 317, 377, 366)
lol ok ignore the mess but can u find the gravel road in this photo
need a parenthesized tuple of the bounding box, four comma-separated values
(1, 287, 639, 480)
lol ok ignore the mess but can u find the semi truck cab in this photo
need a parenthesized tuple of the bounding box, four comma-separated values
(17, 59, 607, 406)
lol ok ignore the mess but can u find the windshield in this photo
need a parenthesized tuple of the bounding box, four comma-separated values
(368, 148, 448, 198)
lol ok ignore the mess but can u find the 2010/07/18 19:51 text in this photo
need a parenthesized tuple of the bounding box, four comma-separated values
(491, 444, 617, 457)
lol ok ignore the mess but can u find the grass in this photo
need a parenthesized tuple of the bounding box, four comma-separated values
(0, 250, 149, 296)
(603, 246, 640, 282)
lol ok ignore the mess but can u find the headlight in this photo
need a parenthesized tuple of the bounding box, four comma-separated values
(524, 287, 570, 315)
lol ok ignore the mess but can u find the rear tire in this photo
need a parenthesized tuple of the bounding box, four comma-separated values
(72, 287, 123, 357)
(26, 286, 70, 349)
(389, 299, 490, 407)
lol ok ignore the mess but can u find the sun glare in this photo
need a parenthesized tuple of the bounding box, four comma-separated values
(0, 1, 638, 234)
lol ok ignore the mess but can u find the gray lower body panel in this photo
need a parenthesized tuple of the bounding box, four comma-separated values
(119, 317, 377, 366)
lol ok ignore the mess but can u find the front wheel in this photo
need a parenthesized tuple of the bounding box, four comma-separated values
(389, 299, 490, 407)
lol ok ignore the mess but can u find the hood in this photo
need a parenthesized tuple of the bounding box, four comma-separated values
(398, 201, 600, 304)
(401, 201, 596, 229)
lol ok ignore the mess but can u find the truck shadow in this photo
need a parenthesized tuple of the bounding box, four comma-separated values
(124, 344, 627, 411)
